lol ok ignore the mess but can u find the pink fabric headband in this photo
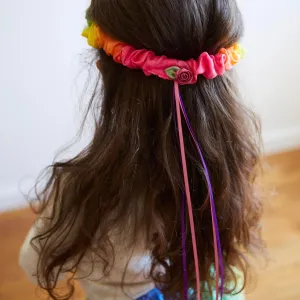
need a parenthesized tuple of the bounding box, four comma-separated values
(82, 22, 245, 84)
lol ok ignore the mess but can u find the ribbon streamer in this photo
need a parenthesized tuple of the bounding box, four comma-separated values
(174, 82, 224, 299)
(174, 82, 202, 300)
(177, 89, 224, 297)
(181, 195, 188, 300)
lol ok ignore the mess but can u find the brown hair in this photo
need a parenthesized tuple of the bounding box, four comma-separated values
(32, 0, 263, 299)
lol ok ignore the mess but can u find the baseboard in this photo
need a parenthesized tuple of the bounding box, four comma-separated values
(263, 126, 300, 154)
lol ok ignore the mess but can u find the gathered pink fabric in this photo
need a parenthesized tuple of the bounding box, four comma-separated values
(82, 22, 244, 84)
(119, 46, 232, 83)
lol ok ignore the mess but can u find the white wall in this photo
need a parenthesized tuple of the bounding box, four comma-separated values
(1, 0, 300, 211)
(0, 0, 90, 211)
(238, 0, 300, 153)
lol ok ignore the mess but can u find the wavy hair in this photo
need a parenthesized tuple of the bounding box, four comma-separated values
(31, 0, 263, 299)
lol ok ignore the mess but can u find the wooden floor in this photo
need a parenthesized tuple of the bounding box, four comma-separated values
(247, 150, 300, 300)
(1, 150, 300, 300)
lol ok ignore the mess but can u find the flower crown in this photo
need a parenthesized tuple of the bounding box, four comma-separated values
(82, 21, 245, 85)
(82, 16, 245, 300)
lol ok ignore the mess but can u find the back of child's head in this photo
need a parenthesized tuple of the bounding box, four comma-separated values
(33, 0, 263, 299)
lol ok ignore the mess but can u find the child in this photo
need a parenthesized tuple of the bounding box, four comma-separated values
(20, 0, 263, 299)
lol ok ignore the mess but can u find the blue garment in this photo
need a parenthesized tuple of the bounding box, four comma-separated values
(137, 289, 164, 300)
(137, 288, 245, 300)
